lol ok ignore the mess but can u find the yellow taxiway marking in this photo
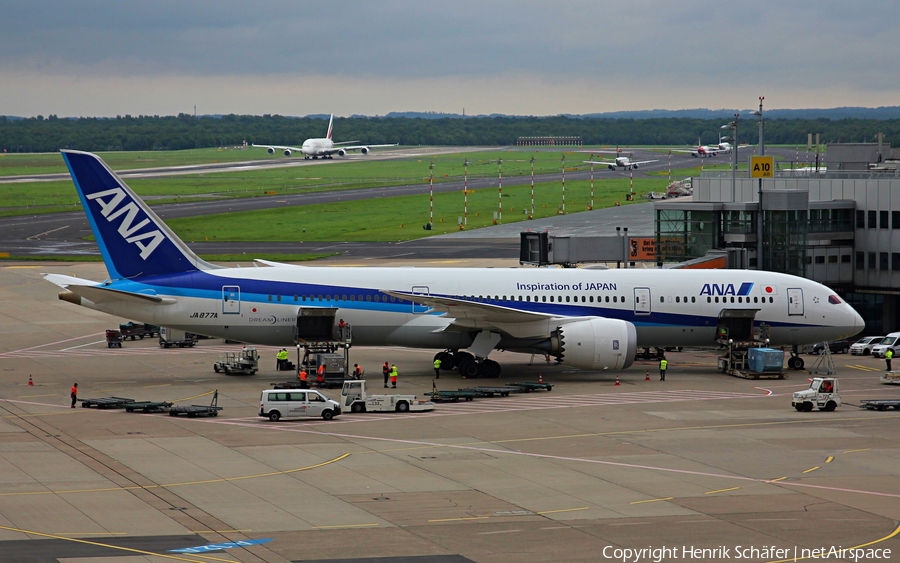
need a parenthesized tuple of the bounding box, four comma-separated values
(847, 365, 881, 372)
(705, 487, 740, 495)
(766, 522, 900, 563)
(630, 497, 674, 505)
(4, 266, 43, 269)
(428, 516, 490, 523)
(312, 523, 379, 529)
(190, 529, 252, 533)
(0, 524, 213, 563)
(173, 390, 216, 402)
(144, 383, 171, 388)
(18, 393, 57, 398)
(766, 477, 788, 483)
(825, 456, 834, 463)
(54, 532, 127, 535)
(802, 466, 820, 474)
(536, 507, 589, 515)
(0, 453, 351, 497)
(843, 448, 871, 454)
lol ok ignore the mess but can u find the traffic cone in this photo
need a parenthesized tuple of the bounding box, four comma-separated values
(28, 374, 34, 386)
(615, 374, 620, 386)
(539, 373, 543, 384)
(645, 371, 650, 381)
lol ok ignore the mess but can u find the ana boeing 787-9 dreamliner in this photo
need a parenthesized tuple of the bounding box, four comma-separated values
(45, 151, 863, 377)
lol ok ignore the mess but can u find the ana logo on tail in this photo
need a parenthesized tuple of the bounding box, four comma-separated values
(86, 188, 166, 260)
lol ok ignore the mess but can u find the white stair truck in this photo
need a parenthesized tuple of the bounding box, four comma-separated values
(792, 377, 841, 412)
(340, 380, 435, 413)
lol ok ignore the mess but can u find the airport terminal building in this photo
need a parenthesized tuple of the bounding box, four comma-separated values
(654, 143, 900, 334)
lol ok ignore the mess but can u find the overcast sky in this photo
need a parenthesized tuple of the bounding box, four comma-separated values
(1, 1, 897, 117)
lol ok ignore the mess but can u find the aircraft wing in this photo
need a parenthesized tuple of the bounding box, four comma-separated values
(251, 143, 304, 153)
(631, 159, 659, 165)
(381, 290, 555, 324)
(582, 160, 617, 165)
(332, 144, 398, 152)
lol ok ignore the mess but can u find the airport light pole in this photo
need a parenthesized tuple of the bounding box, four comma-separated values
(560, 154, 566, 214)
(497, 158, 503, 223)
(463, 159, 469, 226)
(721, 113, 739, 202)
(588, 154, 595, 210)
(428, 161, 434, 228)
(529, 156, 536, 217)
(752, 98, 765, 270)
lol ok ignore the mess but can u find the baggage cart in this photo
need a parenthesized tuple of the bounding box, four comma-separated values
(124, 401, 173, 413)
(507, 382, 553, 392)
(427, 389, 477, 402)
(168, 390, 222, 418)
(105, 330, 123, 348)
(858, 399, 900, 411)
(466, 386, 517, 397)
(80, 396, 134, 409)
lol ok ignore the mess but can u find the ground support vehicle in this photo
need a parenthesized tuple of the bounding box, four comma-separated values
(105, 330, 123, 348)
(859, 398, 900, 411)
(340, 380, 434, 413)
(428, 390, 477, 402)
(124, 401, 173, 413)
(880, 371, 900, 385)
(850, 336, 885, 356)
(119, 322, 160, 341)
(805, 340, 850, 355)
(159, 327, 197, 348)
(259, 388, 341, 421)
(466, 386, 517, 397)
(723, 347, 786, 380)
(507, 382, 553, 392)
(872, 332, 900, 358)
(792, 377, 840, 412)
(169, 390, 222, 418)
(80, 396, 134, 409)
(213, 347, 259, 375)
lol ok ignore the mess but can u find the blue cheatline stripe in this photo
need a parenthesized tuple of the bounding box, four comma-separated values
(104, 271, 822, 331)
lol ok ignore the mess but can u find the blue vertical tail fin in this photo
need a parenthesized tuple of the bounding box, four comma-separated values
(61, 150, 219, 280)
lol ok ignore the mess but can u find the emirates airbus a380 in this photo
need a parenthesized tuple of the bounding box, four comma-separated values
(252, 114, 396, 159)
(45, 151, 863, 378)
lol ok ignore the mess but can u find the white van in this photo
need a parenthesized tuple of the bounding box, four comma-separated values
(259, 389, 341, 421)
(872, 332, 900, 359)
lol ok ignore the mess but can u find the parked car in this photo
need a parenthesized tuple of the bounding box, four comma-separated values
(850, 336, 885, 356)
(804, 340, 850, 355)
(872, 332, 900, 358)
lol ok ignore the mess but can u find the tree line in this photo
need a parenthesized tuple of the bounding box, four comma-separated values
(1, 113, 897, 153)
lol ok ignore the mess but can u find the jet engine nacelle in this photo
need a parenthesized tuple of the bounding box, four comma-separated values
(556, 318, 637, 371)
(359, 146, 369, 155)
(608, 164, 617, 171)
(631, 163, 639, 170)
(283, 149, 292, 157)
(337, 149, 346, 157)
(267, 147, 275, 155)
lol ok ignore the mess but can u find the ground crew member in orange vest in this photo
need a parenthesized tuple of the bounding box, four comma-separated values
(383, 362, 390, 388)
(390, 364, 398, 388)
(316, 363, 325, 387)
(299, 368, 308, 389)
(70, 382, 78, 408)
(353, 364, 363, 378)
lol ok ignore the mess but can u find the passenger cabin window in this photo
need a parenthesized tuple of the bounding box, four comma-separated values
(268, 295, 273, 302)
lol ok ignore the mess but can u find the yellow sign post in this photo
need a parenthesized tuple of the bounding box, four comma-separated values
(751, 156, 774, 178)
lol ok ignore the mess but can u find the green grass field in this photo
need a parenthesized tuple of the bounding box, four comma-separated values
(0, 148, 697, 217)
(167, 177, 663, 243)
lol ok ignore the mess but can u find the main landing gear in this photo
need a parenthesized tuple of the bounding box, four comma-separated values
(434, 350, 502, 378)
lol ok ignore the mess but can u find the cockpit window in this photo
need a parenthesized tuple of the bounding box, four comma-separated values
(828, 295, 842, 305)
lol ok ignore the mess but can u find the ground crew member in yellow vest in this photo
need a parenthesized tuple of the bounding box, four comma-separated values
(390, 364, 398, 388)
(659, 357, 668, 381)
(433, 357, 442, 379)
(299, 368, 308, 389)
(887, 348, 894, 371)
(276, 349, 288, 370)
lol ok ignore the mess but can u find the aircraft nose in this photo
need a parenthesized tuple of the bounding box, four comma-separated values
(850, 305, 865, 334)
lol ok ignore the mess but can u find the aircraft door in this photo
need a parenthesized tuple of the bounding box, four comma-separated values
(787, 288, 804, 316)
(222, 286, 240, 314)
(411, 286, 431, 314)
(634, 287, 651, 315)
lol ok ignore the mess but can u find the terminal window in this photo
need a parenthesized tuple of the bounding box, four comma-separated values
(856, 252, 865, 269)
(893, 211, 900, 229)
(881, 211, 889, 228)
(868, 252, 876, 269)
(856, 210, 865, 228)
(881, 253, 889, 270)
(868, 210, 877, 228)
(893, 253, 900, 271)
